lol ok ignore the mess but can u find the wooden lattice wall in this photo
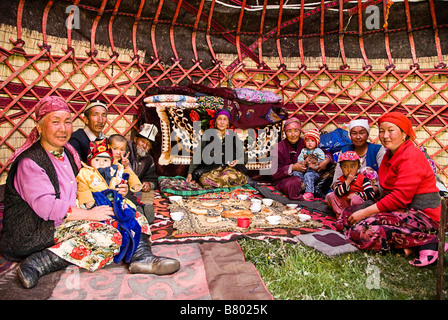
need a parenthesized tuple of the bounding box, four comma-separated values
(1, 0, 447, 185)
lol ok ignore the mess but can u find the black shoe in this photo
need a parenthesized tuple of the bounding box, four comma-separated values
(128, 234, 180, 275)
(17, 249, 70, 289)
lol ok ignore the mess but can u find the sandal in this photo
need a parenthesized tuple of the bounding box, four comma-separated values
(409, 243, 448, 267)
(303, 192, 314, 201)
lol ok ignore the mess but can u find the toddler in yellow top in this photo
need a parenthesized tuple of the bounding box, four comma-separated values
(76, 138, 142, 209)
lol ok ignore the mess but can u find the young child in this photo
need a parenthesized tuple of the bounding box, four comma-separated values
(76, 138, 142, 209)
(325, 151, 375, 218)
(109, 134, 155, 223)
(109, 134, 142, 188)
(292, 129, 325, 201)
(76, 138, 150, 264)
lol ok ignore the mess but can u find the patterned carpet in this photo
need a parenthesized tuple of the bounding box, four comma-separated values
(48, 243, 211, 300)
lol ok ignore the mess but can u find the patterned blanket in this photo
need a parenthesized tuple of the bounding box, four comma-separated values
(147, 95, 285, 172)
(158, 175, 257, 198)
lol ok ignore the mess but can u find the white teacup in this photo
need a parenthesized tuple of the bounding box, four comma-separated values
(170, 211, 184, 221)
(169, 196, 183, 204)
(262, 198, 273, 206)
(266, 215, 281, 225)
(237, 194, 248, 201)
(298, 213, 311, 222)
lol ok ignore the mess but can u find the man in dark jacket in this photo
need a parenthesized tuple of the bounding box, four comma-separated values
(69, 99, 108, 162)
(127, 124, 159, 192)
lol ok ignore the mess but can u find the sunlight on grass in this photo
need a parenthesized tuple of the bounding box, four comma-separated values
(238, 237, 442, 300)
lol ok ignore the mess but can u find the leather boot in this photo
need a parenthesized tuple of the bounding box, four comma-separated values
(128, 234, 180, 275)
(143, 204, 155, 224)
(17, 249, 70, 289)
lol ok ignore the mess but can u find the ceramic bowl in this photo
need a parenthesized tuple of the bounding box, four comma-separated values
(237, 217, 251, 228)
(237, 194, 248, 201)
(262, 198, 273, 206)
(170, 211, 184, 221)
(286, 203, 298, 209)
(169, 195, 182, 204)
(298, 213, 311, 222)
(266, 215, 281, 225)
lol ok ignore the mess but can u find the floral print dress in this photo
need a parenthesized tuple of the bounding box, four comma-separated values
(49, 211, 150, 271)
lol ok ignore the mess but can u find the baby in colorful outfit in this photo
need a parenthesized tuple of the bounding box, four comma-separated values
(292, 129, 325, 200)
(108, 134, 155, 223)
(76, 138, 142, 209)
(325, 151, 375, 218)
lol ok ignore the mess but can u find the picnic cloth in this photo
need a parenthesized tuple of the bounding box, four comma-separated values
(150, 190, 337, 244)
(169, 198, 322, 235)
(294, 229, 358, 257)
(254, 184, 333, 214)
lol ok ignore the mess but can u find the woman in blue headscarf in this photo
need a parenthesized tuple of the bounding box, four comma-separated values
(332, 119, 386, 197)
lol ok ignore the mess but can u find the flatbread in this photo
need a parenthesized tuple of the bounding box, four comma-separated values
(190, 207, 208, 215)
(202, 201, 221, 207)
(222, 209, 254, 219)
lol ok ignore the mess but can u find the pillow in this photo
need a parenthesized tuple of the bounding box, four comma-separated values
(144, 95, 197, 104)
(234, 88, 282, 104)
(294, 229, 358, 257)
(145, 85, 196, 96)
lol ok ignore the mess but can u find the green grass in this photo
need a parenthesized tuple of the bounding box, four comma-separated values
(238, 237, 445, 300)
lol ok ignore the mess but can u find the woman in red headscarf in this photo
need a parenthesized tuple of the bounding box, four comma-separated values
(336, 112, 442, 267)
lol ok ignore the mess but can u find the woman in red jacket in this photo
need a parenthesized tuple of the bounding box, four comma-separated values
(336, 112, 442, 267)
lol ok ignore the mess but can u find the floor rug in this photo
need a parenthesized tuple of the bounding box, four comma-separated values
(0, 241, 272, 300)
(198, 241, 272, 300)
(0, 184, 332, 300)
(48, 243, 211, 300)
(0, 263, 64, 300)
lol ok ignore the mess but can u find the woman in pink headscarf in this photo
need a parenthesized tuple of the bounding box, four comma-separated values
(1, 96, 179, 289)
(271, 117, 333, 200)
